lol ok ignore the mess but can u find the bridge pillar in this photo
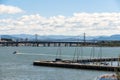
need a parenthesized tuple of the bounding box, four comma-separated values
(54, 43, 57, 47)
(48, 43, 50, 47)
(43, 43, 46, 47)
(58, 43, 61, 47)
(36, 43, 39, 47)
(70, 43, 72, 47)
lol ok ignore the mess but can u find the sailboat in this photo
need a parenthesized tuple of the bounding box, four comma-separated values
(55, 45, 62, 61)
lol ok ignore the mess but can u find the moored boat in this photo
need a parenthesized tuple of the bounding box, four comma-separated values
(96, 74, 118, 80)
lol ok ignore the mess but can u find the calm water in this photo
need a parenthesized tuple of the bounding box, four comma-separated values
(0, 46, 120, 80)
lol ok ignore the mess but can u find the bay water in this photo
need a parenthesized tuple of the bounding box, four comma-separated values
(0, 46, 120, 80)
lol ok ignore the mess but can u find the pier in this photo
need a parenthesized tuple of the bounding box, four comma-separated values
(33, 57, 120, 71)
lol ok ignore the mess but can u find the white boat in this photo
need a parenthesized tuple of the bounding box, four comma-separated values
(96, 74, 118, 80)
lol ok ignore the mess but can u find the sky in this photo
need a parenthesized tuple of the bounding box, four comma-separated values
(0, 0, 120, 36)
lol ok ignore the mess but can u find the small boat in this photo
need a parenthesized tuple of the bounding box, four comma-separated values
(13, 51, 17, 54)
(100, 62, 109, 65)
(96, 74, 118, 80)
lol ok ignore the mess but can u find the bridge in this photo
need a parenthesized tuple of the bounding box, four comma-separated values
(0, 41, 98, 47)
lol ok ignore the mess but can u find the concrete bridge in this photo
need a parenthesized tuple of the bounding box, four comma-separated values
(0, 41, 98, 47)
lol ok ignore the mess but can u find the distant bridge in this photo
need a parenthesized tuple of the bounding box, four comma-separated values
(0, 41, 99, 47)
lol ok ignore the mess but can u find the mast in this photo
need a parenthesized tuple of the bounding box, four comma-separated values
(73, 35, 81, 62)
(73, 36, 79, 62)
(55, 42, 62, 61)
(90, 40, 95, 60)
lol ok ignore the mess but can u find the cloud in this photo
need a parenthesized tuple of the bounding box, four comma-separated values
(0, 4, 24, 14)
(0, 13, 120, 36)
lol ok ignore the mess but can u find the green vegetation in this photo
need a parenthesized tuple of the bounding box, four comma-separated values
(97, 41, 120, 47)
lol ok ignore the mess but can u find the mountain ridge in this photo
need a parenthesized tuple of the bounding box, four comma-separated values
(1, 34, 120, 41)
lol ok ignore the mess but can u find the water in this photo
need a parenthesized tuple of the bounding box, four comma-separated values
(0, 46, 120, 80)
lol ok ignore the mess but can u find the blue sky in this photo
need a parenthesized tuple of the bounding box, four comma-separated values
(1, 0, 120, 16)
(0, 0, 120, 36)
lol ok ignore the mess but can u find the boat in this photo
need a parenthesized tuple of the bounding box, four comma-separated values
(96, 55, 120, 80)
(13, 51, 17, 54)
(96, 64, 120, 80)
(96, 74, 118, 80)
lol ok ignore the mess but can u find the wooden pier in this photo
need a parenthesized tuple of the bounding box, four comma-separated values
(33, 57, 120, 71)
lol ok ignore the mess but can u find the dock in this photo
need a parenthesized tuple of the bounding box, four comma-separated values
(33, 57, 120, 71)
(33, 60, 120, 71)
